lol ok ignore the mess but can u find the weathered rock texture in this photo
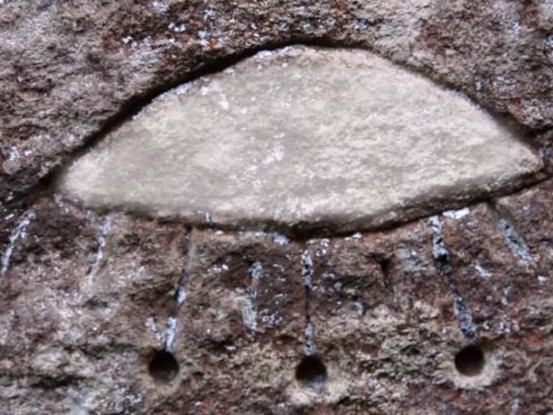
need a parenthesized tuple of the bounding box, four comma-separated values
(1, 0, 553, 414)
(58, 46, 543, 235)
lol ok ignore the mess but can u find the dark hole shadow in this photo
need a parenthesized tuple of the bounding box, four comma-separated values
(148, 349, 179, 383)
(295, 354, 327, 389)
(454, 343, 485, 376)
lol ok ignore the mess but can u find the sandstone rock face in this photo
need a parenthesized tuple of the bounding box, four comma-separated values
(58, 46, 542, 235)
(1, 1, 553, 414)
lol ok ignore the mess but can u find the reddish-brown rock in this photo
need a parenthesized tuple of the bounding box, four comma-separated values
(0, 1, 552, 414)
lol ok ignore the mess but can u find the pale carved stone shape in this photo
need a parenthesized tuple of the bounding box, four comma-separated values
(58, 46, 542, 234)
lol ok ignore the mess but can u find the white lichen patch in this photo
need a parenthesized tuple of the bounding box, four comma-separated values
(164, 316, 178, 351)
(168, 22, 186, 33)
(57, 46, 542, 233)
(7, 146, 20, 161)
(475, 262, 492, 280)
(272, 232, 290, 245)
(151, 0, 168, 13)
(443, 207, 470, 220)
(145, 316, 164, 343)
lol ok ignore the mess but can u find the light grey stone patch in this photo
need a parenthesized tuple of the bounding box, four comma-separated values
(58, 46, 542, 234)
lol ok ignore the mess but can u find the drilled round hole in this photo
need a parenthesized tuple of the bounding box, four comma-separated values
(148, 350, 179, 383)
(295, 355, 327, 389)
(454, 344, 485, 376)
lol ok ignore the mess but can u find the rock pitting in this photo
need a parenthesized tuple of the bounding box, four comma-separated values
(58, 46, 542, 234)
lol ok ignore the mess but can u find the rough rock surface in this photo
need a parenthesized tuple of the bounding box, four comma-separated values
(58, 46, 543, 235)
(0, 0, 553, 414)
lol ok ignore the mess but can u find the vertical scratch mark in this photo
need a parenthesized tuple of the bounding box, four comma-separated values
(489, 203, 528, 305)
(429, 215, 477, 340)
(164, 230, 196, 351)
(497, 217, 531, 263)
(301, 250, 314, 290)
(87, 214, 113, 283)
(242, 261, 263, 332)
(1, 209, 35, 278)
(171, 249, 194, 317)
(301, 250, 316, 355)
